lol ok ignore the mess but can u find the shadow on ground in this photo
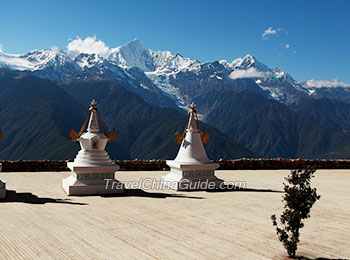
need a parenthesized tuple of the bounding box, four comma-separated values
(100, 189, 204, 199)
(0, 190, 87, 205)
(205, 185, 283, 193)
(295, 257, 349, 260)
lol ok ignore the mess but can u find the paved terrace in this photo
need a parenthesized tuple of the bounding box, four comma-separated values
(0, 170, 349, 260)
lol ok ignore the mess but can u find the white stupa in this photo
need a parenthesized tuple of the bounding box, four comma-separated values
(162, 103, 223, 190)
(0, 128, 5, 199)
(62, 100, 124, 195)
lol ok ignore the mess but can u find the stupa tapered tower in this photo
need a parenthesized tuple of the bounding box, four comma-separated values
(0, 128, 5, 199)
(162, 103, 223, 190)
(62, 100, 124, 195)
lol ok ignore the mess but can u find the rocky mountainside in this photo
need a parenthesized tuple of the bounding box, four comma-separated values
(1, 39, 350, 158)
(0, 70, 254, 160)
(204, 89, 350, 158)
(0, 70, 83, 160)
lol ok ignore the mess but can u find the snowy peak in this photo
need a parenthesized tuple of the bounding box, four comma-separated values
(233, 54, 272, 72)
(219, 54, 270, 73)
(108, 40, 197, 74)
(124, 38, 143, 49)
(168, 53, 196, 71)
(273, 67, 294, 82)
(150, 50, 174, 69)
(22, 48, 73, 69)
(150, 52, 197, 74)
(0, 52, 33, 71)
(0, 48, 75, 71)
(234, 54, 256, 70)
(75, 53, 104, 69)
(109, 39, 155, 72)
(220, 54, 295, 84)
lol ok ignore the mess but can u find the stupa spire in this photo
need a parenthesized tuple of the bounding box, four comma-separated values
(174, 102, 209, 145)
(87, 100, 100, 133)
(69, 100, 117, 142)
(188, 103, 199, 132)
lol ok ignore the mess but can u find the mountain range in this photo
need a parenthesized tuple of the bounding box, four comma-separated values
(1, 39, 350, 159)
(0, 70, 254, 160)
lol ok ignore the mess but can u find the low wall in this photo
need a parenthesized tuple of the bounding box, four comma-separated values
(1, 159, 350, 172)
(0, 161, 68, 172)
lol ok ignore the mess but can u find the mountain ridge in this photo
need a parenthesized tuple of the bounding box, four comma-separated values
(2, 39, 350, 158)
(0, 70, 255, 160)
(1, 39, 349, 109)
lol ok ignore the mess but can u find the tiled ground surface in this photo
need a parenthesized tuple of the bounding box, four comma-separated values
(0, 170, 349, 260)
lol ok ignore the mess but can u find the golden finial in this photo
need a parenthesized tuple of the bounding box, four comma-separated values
(189, 102, 196, 113)
(174, 102, 210, 144)
(90, 99, 97, 111)
(69, 99, 118, 142)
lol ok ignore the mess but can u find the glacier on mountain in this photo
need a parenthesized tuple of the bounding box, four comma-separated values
(1, 37, 349, 109)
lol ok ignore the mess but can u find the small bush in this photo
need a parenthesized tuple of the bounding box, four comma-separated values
(271, 167, 321, 258)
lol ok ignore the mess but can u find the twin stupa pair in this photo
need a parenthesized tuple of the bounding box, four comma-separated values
(0, 100, 223, 197)
(63, 100, 223, 195)
(63, 100, 224, 195)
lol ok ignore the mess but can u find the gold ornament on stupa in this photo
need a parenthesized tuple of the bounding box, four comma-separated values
(69, 100, 117, 142)
(174, 103, 209, 145)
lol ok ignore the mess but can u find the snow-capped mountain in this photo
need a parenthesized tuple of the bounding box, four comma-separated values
(0, 48, 83, 81)
(2, 38, 350, 159)
(107, 39, 199, 74)
(1, 38, 349, 111)
(221, 54, 271, 72)
(108, 40, 156, 72)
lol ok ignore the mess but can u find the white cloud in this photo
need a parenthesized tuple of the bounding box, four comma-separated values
(229, 68, 267, 80)
(277, 28, 288, 34)
(67, 36, 110, 58)
(285, 44, 290, 49)
(262, 27, 277, 39)
(303, 79, 350, 88)
(262, 26, 288, 39)
(0, 43, 3, 53)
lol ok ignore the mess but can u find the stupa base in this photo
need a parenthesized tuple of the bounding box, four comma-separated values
(161, 170, 224, 191)
(0, 181, 6, 199)
(62, 175, 124, 196)
(163, 161, 223, 191)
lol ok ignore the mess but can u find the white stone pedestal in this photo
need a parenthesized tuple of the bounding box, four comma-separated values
(62, 163, 124, 196)
(162, 161, 223, 191)
(0, 180, 6, 199)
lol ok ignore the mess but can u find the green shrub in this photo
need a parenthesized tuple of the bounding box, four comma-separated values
(271, 167, 321, 258)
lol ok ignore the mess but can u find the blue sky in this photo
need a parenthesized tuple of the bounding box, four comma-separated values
(0, 0, 349, 82)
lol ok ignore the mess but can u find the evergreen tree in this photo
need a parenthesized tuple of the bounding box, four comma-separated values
(272, 167, 321, 258)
